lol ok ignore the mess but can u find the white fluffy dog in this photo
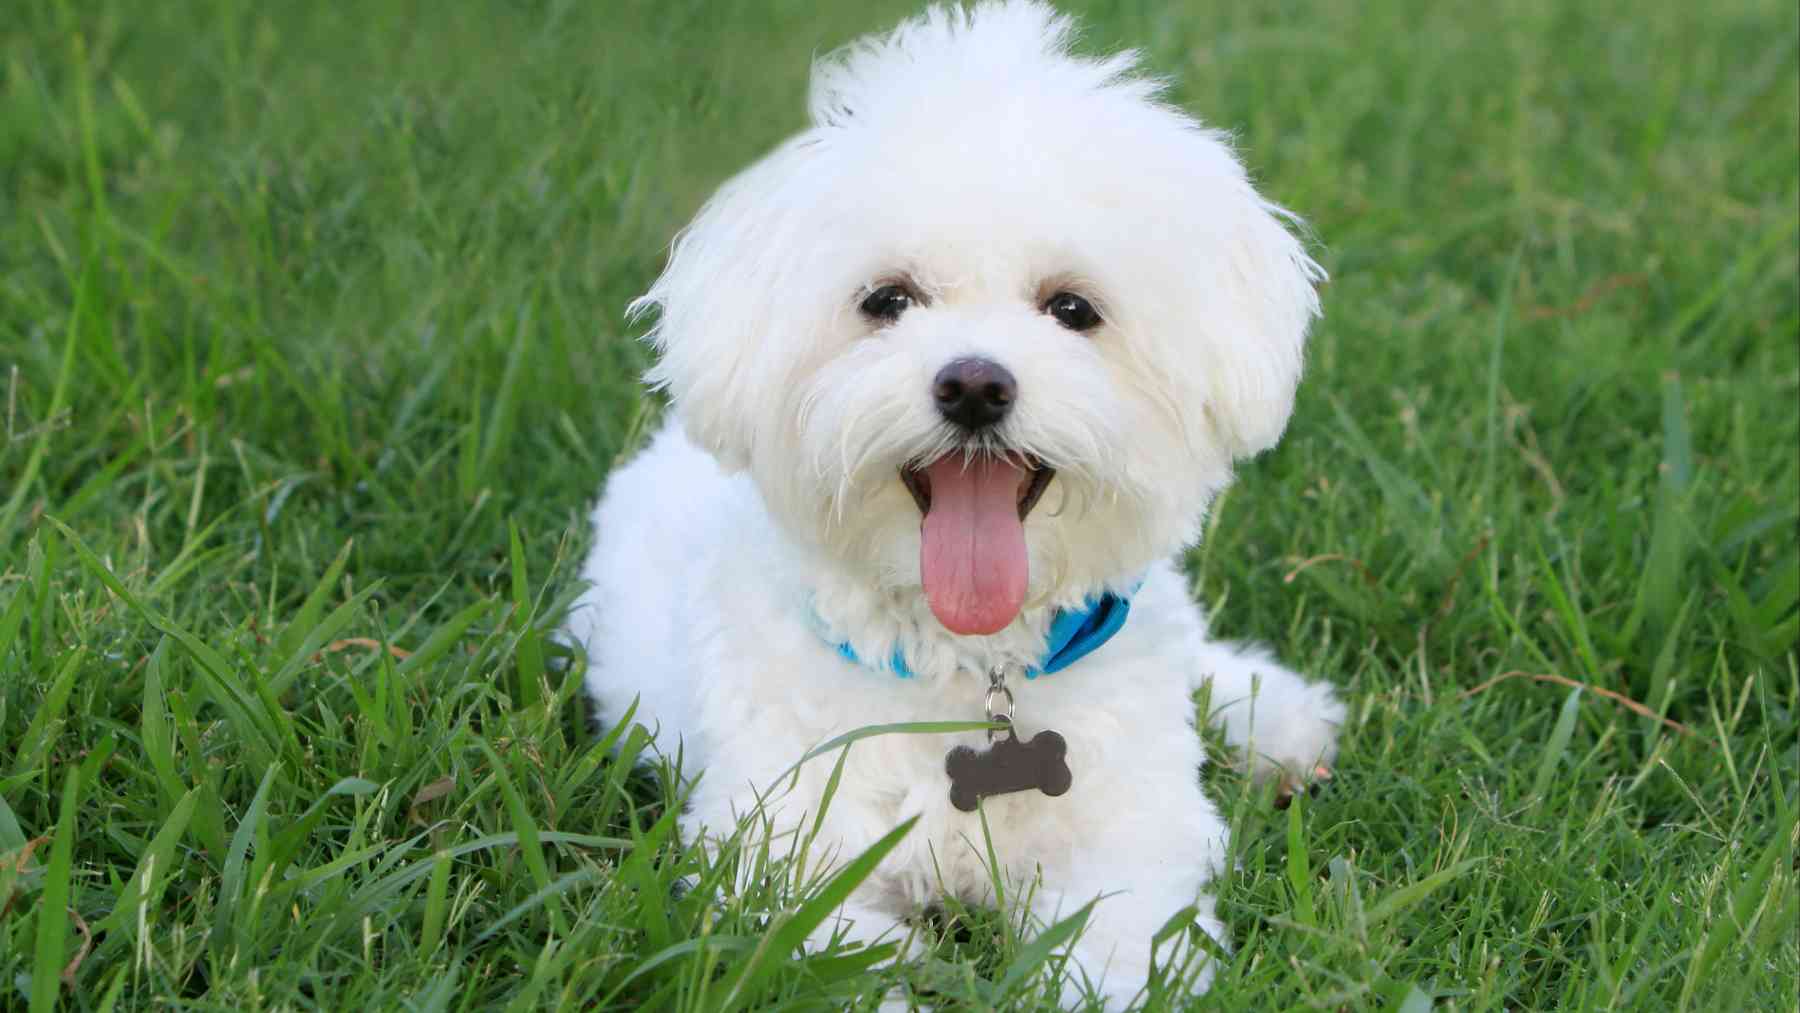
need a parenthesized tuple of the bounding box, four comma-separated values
(569, 2, 1345, 1006)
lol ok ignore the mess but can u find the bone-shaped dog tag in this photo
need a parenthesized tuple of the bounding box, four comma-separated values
(945, 724, 1072, 812)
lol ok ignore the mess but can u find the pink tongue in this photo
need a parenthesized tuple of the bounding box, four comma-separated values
(920, 457, 1028, 636)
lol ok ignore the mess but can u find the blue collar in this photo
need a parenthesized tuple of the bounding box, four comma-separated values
(831, 588, 1136, 680)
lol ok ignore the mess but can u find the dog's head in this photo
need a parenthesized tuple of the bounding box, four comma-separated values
(633, 2, 1322, 636)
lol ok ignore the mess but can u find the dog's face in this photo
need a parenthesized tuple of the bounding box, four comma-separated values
(634, 3, 1321, 636)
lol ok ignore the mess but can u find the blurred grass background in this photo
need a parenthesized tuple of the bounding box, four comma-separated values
(1, 0, 1795, 1009)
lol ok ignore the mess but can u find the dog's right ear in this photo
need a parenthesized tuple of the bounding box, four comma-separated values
(631, 140, 817, 472)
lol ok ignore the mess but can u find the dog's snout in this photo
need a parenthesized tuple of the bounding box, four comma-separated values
(933, 358, 1016, 431)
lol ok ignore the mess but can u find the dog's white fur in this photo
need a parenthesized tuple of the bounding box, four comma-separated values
(569, 3, 1344, 1007)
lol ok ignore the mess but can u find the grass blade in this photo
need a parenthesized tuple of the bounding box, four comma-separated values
(476, 739, 564, 935)
(1532, 686, 1584, 804)
(775, 721, 999, 792)
(1363, 858, 1484, 928)
(267, 584, 380, 696)
(96, 787, 199, 939)
(997, 897, 1098, 999)
(1285, 795, 1317, 927)
(10, 648, 83, 778)
(394, 598, 492, 679)
(474, 867, 606, 944)
(601, 936, 760, 1001)
(140, 640, 189, 818)
(419, 849, 453, 955)
(0, 579, 28, 660)
(50, 517, 283, 767)
(274, 538, 355, 661)
(0, 793, 25, 851)
(30, 769, 79, 1013)
(319, 831, 624, 941)
(719, 815, 919, 1011)
(0, 260, 84, 548)
(508, 520, 545, 711)
(213, 763, 280, 964)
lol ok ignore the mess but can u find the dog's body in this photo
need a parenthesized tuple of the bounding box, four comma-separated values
(572, 428, 1339, 1003)
(570, 3, 1345, 1006)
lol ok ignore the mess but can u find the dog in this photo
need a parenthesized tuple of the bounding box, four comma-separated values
(568, 2, 1345, 1007)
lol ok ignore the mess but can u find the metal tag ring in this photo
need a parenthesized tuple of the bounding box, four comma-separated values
(984, 684, 1014, 724)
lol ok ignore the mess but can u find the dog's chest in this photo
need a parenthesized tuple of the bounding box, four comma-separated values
(681, 635, 1204, 884)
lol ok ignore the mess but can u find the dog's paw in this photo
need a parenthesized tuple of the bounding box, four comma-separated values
(1272, 762, 1334, 810)
(1244, 677, 1346, 788)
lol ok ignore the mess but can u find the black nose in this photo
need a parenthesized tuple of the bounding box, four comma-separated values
(933, 357, 1017, 431)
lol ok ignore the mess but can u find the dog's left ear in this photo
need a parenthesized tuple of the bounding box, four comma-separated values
(629, 140, 816, 471)
(1176, 133, 1326, 460)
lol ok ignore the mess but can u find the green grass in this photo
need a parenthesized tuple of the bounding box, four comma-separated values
(2, 0, 1796, 1008)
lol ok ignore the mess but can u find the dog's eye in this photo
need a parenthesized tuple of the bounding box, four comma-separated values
(1044, 291, 1102, 332)
(860, 284, 914, 323)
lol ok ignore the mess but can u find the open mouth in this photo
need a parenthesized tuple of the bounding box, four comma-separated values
(900, 454, 1055, 521)
(902, 453, 1054, 637)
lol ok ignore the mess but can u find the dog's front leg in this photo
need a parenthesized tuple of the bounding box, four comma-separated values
(807, 895, 922, 957)
(995, 772, 1230, 1011)
(808, 893, 932, 1012)
(1192, 639, 1345, 787)
(1027, 868, 1226, 1011)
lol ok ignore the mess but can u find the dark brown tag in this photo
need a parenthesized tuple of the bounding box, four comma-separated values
(945, 724, 1072, 812)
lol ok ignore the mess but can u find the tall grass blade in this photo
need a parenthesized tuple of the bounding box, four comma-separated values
(30, 769, 79, 1013)
(1532, 686, 1584, 804)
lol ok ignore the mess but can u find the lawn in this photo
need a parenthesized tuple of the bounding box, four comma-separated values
(2, 0, 1796, 1009)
